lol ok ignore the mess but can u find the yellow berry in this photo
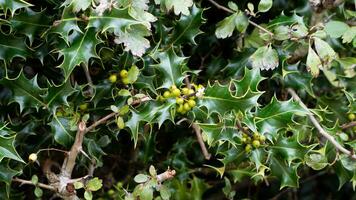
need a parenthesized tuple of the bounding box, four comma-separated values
(163, 91, 171, 98)
(56, 111, 63, 117)
(177, 105, 184, 113)
(182, 88, 189, 95)
(170, 85, 177, 91)
(120, 69, 128, 78)
(245, 144, 252, 153)
(172, 88, 181, 97)
(259, 135, 266, 142)
(252, 140, 260, 148)
(122, 78, 130, 85)
(348, 113, 356, 121)
(253, 132, 260, 140)
(188, 89, 195, 95)
(158, 96, 165, 102)
(108, 189, 115, 196)
(116, 117, 125, 129)
(241, 137, 247, 143)
(29, 153, 37, 162)
(79, 103, 88, 111)
(108, 74, 117, 83)
(176, 97, 184, 105)
(188, 99, 196, 107)
(183, 103, 191, 111)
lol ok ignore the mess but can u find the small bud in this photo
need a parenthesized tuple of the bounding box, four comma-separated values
(29, 153, 37, 162)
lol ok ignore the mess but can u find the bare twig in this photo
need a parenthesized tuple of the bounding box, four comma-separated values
(287, 88, 356, 160)
(192, 123, 211, 160)
(86, 112, 117, 133)
(236, 119, 254, 137)
(341, 121, 356, 130)
(156, 169, 176, 183)
(81, 63, 94, 96)
(61, 121, 87, 178)
(13, 178, 57, 191)
(130, 96, 152, 106)
(207, 0, 274, 36)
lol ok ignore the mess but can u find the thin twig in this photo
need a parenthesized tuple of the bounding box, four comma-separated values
(341, 121, 356, 130)
(86, 112, 116, 133)
(192, 123, 211, 160)
(287, 88, 356, 160)
(207, 0, 274, 36)
(81, 63, 94, 96)
(13, 178, 57, 191)
(236, 119, 254, 137)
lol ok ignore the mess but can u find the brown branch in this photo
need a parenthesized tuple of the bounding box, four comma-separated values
(13, 178, 57, 191)
(81, 63, 94, 96)
(341, 121, 356, 130)
(192, 123, 211, 160)
(156, 169, 176, 183)
(236, 119, 254, 137)
(86, 112, 116, 133)
(287, 88, 356, 160)
(130, 96, 151, 106)
(61, 121, 87, 178)
(207, 0, 274, 36)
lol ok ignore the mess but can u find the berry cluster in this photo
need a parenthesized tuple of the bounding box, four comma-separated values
(241, 132, 266, 153)
(160, 85, 202, 115)
(108, 69, 129, 84)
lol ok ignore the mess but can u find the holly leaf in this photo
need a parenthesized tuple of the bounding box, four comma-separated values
(0, 33, 29, 63)
(0, 0, 32, 16)
(250, 46, 279, 71)
(152, 48, 187, 88)
(49, 7, 82, 45)
(115, 26, 151, 57)
(126, 101, 175, 146)
(8, 8, 51, 45)
(198, 119, 238, 147)
(269, 155, 300, 189)
(49, 116, 75, 147)
(57, 28, 101, 81)
(270, 135, 310, 165)
(0, 135, 24, 163)
(42, 81, 77, 113)
(0, 72, 46, 112)
(254, 97, 309, 135)
(168, 5, 205, 45)
(324, 21, 349, 38)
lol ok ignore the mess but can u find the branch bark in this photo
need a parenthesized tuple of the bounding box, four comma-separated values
(287, 88, 356, 160)
(156, 169, 176, 183)
(341, 121, 356, 130)
(61, 121, 87, 178)
(13, 178, 57, 191)
(192, 123, 211, 160)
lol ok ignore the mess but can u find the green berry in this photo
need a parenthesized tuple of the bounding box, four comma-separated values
(120, 69, 128, 78)
(108, 74, 117, 83)
(188, 99, 196, 107)
(79, 103, 88, 111)
(252, 140, 260, 148)
(259, 135, 266, 142)
(163, 91, 171, 98)
(245, 144, 252, 153)
(170, 85, 177, 91)
(348, 113, 356, 121)
(183, 103, 191, 111)
(172, 88, 181, 97)
(177, 105, 184, 113)
(353, 126, 356, 132)
(182, 88, 189, 95)
(253, 132, 260, 139)
(122, 78, 130, 85)
(176, 97, 184, 104)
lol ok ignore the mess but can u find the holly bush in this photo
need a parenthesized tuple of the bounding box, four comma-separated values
(0, 0, 356, 199)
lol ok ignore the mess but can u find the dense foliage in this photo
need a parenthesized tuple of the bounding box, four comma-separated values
(0, 0, 355, 199)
